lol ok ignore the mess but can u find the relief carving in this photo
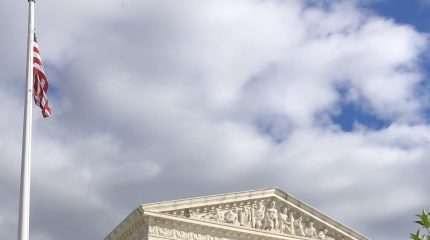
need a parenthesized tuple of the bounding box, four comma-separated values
(239, 206, 252, 228)
(168, 198, 343, 240)
(189, 209, 199, 220)
(205, 207, 224, 222)
(265, 200, 278, 231)
(278, 207, 292, 234)
(149, 225, 236, 240)
(318, 229, 335, 240)
(305, 222, 318, 239)
(252, 202, 265, 229)
(224, 207, 239, 225)
(293, 217, 305, 237)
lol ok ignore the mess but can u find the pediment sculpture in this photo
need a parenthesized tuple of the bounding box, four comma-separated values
(164, 197, 337, 240)
(105, 188, 368, 240)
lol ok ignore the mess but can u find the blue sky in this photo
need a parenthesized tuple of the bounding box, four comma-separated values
(0, 1, 429, 240)
(331, 83, 390, 132)
(372, 0, 430, 122)
(371, 0, 430, 33)
(329, 0, 430, 132)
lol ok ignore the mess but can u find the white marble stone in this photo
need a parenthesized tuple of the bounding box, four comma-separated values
(105, 188, 369, 240)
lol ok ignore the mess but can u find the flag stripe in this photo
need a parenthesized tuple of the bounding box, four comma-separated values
(33, 56, 42, 65)
(32, 33, 51, 118)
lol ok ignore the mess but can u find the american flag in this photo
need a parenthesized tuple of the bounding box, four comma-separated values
(32, 33, 51, 118)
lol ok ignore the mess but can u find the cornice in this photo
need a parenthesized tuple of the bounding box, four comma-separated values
(141, 188, 278, 212)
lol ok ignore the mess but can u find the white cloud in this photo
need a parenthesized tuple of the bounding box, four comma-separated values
(0, 0, 428, 240)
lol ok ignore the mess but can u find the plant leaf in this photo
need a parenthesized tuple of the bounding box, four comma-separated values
(420, 210, 430, 229)
(410, 230, 422, 240)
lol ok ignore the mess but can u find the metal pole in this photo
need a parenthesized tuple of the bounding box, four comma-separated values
(18, 1, 35, 240)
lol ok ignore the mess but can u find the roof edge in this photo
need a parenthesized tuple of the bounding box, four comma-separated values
(140, 187, 278, 211)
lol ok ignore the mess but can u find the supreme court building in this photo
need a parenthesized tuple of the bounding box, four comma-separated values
(105, 188, 369, 240)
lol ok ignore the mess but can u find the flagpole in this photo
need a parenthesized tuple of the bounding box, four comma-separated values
(18, 0, 35, 240)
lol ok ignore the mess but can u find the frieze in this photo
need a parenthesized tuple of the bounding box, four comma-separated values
(164, 197, 339, 240)
(148, 225, 237, 240)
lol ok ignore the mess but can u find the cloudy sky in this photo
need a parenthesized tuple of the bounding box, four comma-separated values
(1, 0, 429, 239)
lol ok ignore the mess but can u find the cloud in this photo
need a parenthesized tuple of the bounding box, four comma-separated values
(0, 0, 428, 240)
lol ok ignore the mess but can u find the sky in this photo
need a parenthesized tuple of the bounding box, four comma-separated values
(0, 0, 429, 240)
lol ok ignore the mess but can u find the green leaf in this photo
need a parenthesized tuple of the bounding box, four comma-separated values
(410, 230, 422, 240)
(411, 210, 430, 240)
(416, 210, 430, 229)
(422, 210, 430, 229)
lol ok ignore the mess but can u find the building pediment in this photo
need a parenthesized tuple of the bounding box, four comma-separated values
(105, 188, 369, 240)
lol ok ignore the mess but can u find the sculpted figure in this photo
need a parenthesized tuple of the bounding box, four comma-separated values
(239, 206, 252, 227)
(224, 207, 239, 225)
(318, 229, 335, 240)
(278, 207, 292, 234)
(305, 221, 318, 238)
(207, 208, 223, 222)
(253, 202, 265, 229)
(215, 208, 224, 222)
(265, 200, 279, 231)
(188, 209, 199, 219)
(293, 217, 305, 236)
(318, 229, 328, 239)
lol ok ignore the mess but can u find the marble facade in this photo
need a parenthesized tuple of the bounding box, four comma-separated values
(105, 188, 369, 240)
